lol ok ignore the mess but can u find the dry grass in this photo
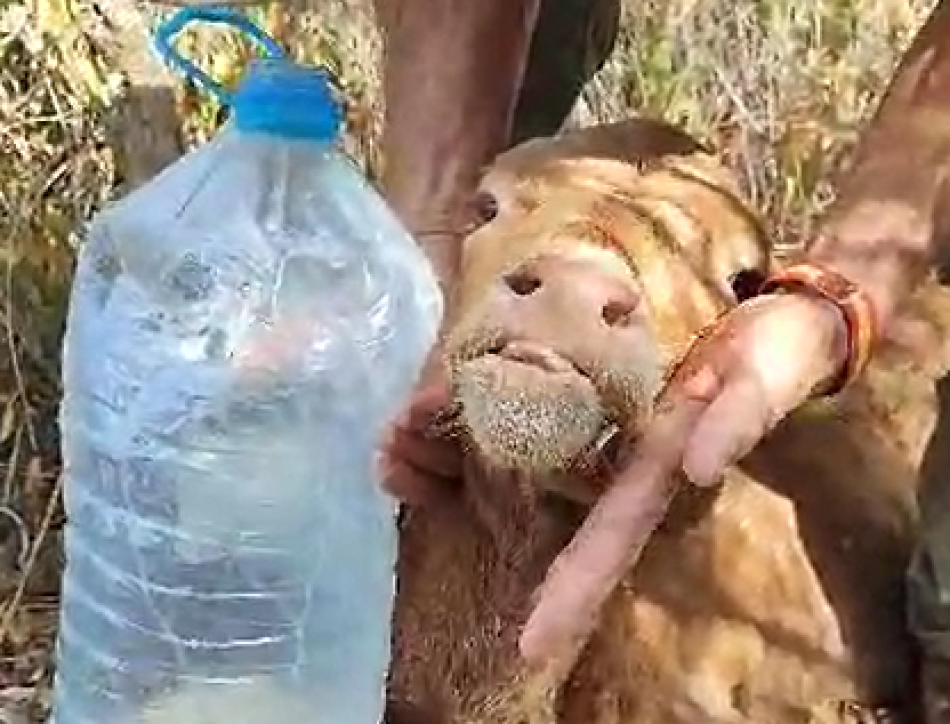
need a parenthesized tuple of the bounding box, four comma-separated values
(0, 0, 937, 720)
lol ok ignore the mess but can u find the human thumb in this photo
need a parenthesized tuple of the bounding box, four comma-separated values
(681, 372, 781, 487)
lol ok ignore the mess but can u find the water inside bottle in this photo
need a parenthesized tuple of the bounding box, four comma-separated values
(52, 126, 439, 724)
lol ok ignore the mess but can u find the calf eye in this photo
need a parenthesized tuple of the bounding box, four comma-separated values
(462, 191, 501, 236)
(472, 191, 499, 225)
(728, 268, 768, 302)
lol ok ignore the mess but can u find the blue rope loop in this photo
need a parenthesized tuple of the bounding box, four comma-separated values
(152, 6, 286, 107)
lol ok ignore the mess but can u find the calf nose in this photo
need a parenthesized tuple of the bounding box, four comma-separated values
(501, 254, 640, 328)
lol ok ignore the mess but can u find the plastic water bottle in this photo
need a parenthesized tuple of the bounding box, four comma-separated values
(48, 9, 442, 724)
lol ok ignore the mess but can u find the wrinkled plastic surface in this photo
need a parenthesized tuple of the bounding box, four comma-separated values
(49, 124, 442, 724)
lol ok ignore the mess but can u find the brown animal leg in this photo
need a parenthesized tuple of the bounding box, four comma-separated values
(373, 0, 542, 316)
(373, 0, 621, 314)
(512, 0, 621, 145)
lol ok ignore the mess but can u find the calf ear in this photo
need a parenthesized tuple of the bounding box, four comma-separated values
(498, 116, 711, 171)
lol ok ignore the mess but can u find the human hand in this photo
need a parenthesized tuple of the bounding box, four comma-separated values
(379, 374, 463, 506)
(518, 289, 851, 665)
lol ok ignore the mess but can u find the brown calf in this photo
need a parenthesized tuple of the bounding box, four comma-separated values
(386, 117, 950, 724)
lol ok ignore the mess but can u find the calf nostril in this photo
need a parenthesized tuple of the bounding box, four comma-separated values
(729, 268, 768, 303)
(601, 298, 637, 328)
(503, 270, 543, 296)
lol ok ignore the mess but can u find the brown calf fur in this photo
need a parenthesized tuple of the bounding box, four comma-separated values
(387, 117, 950, 724)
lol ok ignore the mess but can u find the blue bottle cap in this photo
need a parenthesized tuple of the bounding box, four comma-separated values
(231, 58, 343, 143)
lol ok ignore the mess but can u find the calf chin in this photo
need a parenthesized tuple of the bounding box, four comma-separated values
(452, 352, 607, 474)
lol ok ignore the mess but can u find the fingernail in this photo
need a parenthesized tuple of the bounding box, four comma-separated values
(519, 617, 586, 670)
(519, 627, 541, 663)
(685, 469, 718, 488)
(683, 445, 730, 488)
(519, 621, 558, 666)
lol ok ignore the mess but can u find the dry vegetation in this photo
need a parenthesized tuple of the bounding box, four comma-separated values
(0, 0, 937, 720)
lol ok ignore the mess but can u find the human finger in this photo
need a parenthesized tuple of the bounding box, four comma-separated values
(378, 456, 457, 506)
(387, 422, 463, 481)
(681, 372, 774, 487)
(394, 379, 456, 433)
(519, 376, 715, 664)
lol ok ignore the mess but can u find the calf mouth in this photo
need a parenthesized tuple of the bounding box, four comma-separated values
(446, 336, 622, 475)
(453, 335, 592, 378)
(489, 339, 586, 377)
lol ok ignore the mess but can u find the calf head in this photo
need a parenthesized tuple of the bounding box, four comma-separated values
(444, 118, 773, 489)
